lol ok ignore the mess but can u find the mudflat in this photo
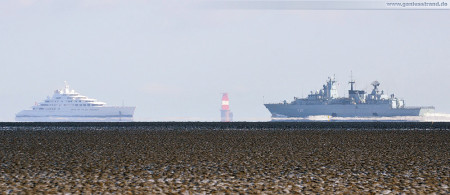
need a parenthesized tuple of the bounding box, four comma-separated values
(0, 124, 448, 194)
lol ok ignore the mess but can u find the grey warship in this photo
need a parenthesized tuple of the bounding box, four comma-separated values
(264, 76, 434, 119)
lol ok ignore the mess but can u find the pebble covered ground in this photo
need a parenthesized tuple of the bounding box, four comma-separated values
(0, 123, 449, 194)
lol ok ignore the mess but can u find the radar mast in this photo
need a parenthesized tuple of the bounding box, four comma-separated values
(349, 71, 355, 91)
(64, 81, 70, 93)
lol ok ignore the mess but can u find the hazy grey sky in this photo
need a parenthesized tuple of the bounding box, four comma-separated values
(1, 0, 449, 121)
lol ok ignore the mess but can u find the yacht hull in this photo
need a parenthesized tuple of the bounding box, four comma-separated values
(15, 106, 135, 122)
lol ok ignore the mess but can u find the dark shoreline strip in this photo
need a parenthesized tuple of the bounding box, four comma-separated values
(1, 122, 449, 130)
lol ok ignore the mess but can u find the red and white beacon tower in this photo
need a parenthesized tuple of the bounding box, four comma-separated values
(221, 93, 233, 122)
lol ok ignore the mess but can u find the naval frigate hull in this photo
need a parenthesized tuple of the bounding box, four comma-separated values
(264, 103, 434, 118)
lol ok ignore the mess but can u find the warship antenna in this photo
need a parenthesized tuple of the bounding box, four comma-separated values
(371, 81, 380, 89)
(349, 71, 355, 91)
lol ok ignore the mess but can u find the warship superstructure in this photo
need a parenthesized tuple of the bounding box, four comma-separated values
(16, 82, 135, 122)
(264, 75, 434, 119)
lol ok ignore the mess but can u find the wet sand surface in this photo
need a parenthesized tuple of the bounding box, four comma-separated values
(0, 124, 449, 194)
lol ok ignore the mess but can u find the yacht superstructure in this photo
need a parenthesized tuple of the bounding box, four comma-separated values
(16, 82, 135, 122)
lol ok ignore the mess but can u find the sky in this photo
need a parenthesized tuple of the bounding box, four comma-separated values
(1, 0, 449, 121)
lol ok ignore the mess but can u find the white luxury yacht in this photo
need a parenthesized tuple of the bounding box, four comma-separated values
(16, 82, 135, 122)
